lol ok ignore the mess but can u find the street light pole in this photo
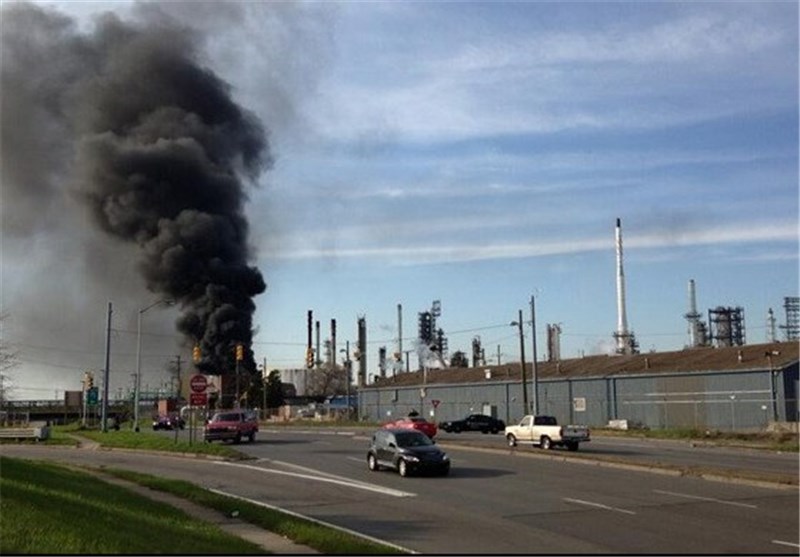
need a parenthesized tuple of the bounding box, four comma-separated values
(135, 299, 173, 432)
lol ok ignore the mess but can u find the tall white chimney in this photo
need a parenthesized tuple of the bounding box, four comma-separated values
(613, 218, 636, 354)
(685, 279, 702, 347)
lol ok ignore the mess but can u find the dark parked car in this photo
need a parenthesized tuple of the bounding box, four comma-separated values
(439, 413, 506, 434)
(152, 414, 185, 431)
(367, 428, 450, 477)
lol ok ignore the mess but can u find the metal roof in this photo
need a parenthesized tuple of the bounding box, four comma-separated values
(368, 341, 799, 389)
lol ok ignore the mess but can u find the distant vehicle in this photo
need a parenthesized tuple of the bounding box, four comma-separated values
(367, 428, 450, 477)
(203, 410, 258, 443)
(152, 414, 184, 431)
(440, 414, 506, 434)
(504, 415, 590, 451)
(382, 416, 438, 439)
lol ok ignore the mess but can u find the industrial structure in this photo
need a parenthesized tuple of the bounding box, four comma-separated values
(708, 306, 746, 348)
(781, 296, 799, 341)
(546, 324, 562, 362)
(613, 218, 638, 354)
(418, 300, 448, 368)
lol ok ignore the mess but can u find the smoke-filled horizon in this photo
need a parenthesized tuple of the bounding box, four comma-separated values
(2, 2, 269, 377)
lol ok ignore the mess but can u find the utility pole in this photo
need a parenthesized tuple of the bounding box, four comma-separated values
(174, 355, 182, 399)
(513, 310, 529, 415)
(101, 301, 112, 432)
(530, 295, 539, 416)
(262, 357, 267, 419)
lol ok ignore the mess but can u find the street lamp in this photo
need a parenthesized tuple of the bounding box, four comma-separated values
(135, 298, 174, 432)
(510, 309, 529, 415)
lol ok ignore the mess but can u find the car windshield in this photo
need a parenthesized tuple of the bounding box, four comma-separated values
(395, 432, 434, 447)
(213, 413, 241, 422)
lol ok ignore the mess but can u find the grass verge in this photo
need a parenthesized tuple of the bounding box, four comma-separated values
(0, 456, 265, 555)
(48, 423, 247, 459)
(102, 467, 406, 554)
(591, 427, 799, 452)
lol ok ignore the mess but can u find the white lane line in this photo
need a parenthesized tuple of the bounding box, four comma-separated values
(772, 540, 800, 549)
(214, 461, 415, 498)
(563, 497, 636, 515)
(208, 488, 419, 554)
(653, 489, 758, 509)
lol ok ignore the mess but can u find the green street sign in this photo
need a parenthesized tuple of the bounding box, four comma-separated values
(87, 387, 99, 405)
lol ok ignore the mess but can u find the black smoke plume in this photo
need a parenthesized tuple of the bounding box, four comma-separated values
(2, 3, 268, 378)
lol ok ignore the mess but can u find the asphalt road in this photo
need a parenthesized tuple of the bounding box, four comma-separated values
(2, 430, 798, 554)
(435, 429, 800, 481)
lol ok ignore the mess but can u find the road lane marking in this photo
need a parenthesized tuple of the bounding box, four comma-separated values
(772, 540, 800, 549)
(563, 498, 636, 515)
(214, 461, 415, 498)
(653, 489, 758, 509)
(208, 488, 419, 554)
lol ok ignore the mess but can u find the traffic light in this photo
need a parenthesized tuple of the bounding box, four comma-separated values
(193, 344, 201, 363)
(86, 372, 94, 390)
(305, 347, 314, 369)
(235, 344, 244, 361)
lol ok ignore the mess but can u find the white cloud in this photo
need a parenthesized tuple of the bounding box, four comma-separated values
(261, 219, 798, 266)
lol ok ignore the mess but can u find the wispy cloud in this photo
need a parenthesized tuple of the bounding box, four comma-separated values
(262, 220, 798, 266)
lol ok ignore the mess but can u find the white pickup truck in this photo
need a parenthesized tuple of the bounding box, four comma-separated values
(504, 415, 590, 451)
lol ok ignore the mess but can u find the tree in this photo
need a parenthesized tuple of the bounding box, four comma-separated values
(265, 370, 284, 409)
(450, 350, 469, 368)
(0, 312, 18, 408)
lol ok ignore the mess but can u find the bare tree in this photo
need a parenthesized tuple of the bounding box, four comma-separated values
(0, 312, 19, 407)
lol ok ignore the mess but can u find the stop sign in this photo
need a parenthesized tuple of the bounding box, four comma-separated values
(189, 374, 208, 393)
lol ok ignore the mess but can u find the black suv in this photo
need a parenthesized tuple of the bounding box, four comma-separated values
(367, 428, 450, 477)
(439, 413, 506, 434)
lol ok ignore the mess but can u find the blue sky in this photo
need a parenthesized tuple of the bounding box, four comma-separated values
(3, 1, 798, 398)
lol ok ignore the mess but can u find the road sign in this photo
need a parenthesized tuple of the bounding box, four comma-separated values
(86, 387, 99, 405)
(431, 399, 441, 408)
(190, 392, 208, 406)
(190, 374, 208, 393)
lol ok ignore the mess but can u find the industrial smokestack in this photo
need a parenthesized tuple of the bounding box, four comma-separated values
(613, 218, 637, 354)
(685, 279, 702, 347)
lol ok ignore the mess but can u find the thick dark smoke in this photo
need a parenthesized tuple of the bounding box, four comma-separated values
(2, 3, 268, 377)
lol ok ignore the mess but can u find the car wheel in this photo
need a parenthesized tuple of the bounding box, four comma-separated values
(248, 432, 256, 443)
(368, 454, 380, 471)
(398, 459, 409, 477)
(440, 466, 450, 476)
(481, 429, 488, 434)
(566, 442, 579, 451)
(541, 436, 552, 450)
(490, 428, 499, 434)
(506, 434, 517, 447)
(453, 426, 461, 433)
(234, 433, 242, 444)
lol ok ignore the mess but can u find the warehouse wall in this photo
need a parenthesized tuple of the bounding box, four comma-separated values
(359, 362, 798, 431)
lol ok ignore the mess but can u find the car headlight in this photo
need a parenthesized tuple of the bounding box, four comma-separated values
(404, 455, 420, 463)
(442, 454, 450, 461)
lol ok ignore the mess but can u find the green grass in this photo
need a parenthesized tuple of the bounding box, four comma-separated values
(0, 457, 265, 555)
(104, 468, 406, 554)
(49, 423, 247, 459)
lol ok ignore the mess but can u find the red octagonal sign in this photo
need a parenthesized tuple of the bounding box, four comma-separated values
(189, 374, 208, 393)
